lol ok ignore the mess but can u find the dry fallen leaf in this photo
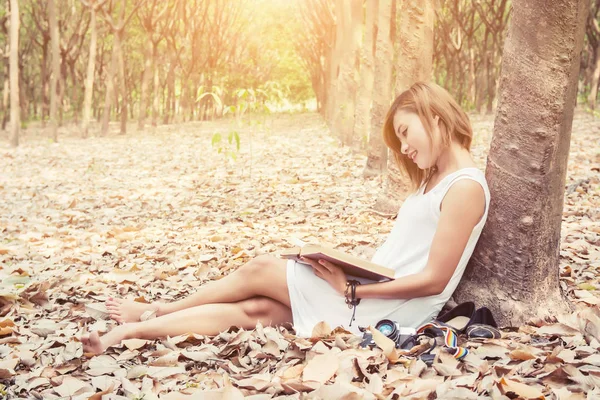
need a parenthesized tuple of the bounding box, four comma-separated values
(302, 351, 340, 384)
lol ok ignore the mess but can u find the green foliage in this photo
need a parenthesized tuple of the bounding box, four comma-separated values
(211, 130, 240, 162)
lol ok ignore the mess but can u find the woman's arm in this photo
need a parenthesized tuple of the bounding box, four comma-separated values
(356, 179, 486, 300)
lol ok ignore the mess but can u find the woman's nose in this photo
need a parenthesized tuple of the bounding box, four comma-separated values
(400, 142, 409, 154)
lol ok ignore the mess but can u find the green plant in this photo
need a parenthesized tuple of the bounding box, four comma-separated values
(211, 130, 240, 162)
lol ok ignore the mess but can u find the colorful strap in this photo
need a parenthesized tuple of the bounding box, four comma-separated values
(416, 322, 469, 360)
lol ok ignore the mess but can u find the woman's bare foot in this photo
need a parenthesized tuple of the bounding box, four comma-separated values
(82, 331, 104, 355)
(82, 325, 133, 355)
(106, 297, 160, 323)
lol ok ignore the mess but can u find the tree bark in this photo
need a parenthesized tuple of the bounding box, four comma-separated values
(40, 41, 49, 125)
(48, 0, 60, 142)
(363, 0, 393, 179)
(138, 37, 152, 130)
(325, 2, 343, 127)
(587, 43, 600, 108)
(333, 0, 361, 146)
(101, 39, 118, 136)
(154, 43, 162, 126)
(454, 0, 589, 327)
(9, 0, 19, 147)
(115, 31, 127, 135)
(354, 0, 377, 151)
(163, 39, 176, 125)
(373, 0, 434, 213)
(82, 6, 98, 138)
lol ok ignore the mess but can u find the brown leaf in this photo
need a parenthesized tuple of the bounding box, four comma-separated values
(500, 377, 545, 399)
(0, 358, 18, 379)
(54, 376, 88, 398)
(310, 321, 331, 338)
(578, 307, 600, 342)
(509, 348, 538, 361)
(282, 364, 305, 380)
(121, 338, 148, 351)
(368, 326, 399, 362)
(302, 351, 339, 384)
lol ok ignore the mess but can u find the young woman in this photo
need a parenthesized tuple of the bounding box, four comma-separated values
(82, 82, 489, 354)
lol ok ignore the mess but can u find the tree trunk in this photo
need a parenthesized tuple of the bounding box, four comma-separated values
(2, 63, 9, 130)
(49, 0, 59, 141)
(164, 47, 176, 125)
(394, 1, 434, 96)
(588, 43, 600, 109)
(69, 60, 80, 124)
(82, 6, 97, 138)
(325, 2, 344, 127)
(373, 0, 434, 214)
(454, 0, 589, 327)
(477, 29, 491, 114)
(333, 0, 361, 146)
(101, 40, 118, 136)
(9, 0, 19, 147)
(40, 42, 49, 126)
(138, 36, 153, 130)
(363, 0, 393, 179)
(354, 0, 377, 151)
(153, 43, 161, 127)
(115, 32, 127, 135)
(486, 36, 499, 114)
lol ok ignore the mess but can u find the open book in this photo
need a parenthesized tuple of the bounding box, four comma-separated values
(279, 244, 395, 281)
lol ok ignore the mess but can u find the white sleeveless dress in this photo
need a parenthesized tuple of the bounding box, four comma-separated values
(286, 167, 490, 337)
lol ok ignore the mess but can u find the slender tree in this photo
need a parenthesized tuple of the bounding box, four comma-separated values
(374, 0, 435, 213)
(137, 0, 169, 130)
(585, 0, 600, 109)
(332, 0, 361, 146)
(81, 0, 108, 138)
(363, 0, 393, 179)
(455, 0, 589, 326)
(353, 0, 377, 151)
(48, 0, 60, 141)
(100, 0, 144, 136)
(8, 0, 19, 147)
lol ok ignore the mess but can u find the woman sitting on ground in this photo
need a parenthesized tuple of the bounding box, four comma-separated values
(82, 82, 489, 354)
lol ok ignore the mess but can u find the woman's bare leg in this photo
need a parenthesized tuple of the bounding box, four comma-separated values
(106, 255, 290, 322)
(83, 296, 292, 354)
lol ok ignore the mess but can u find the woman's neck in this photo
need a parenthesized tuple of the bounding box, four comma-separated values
(434, 142, 475, 176)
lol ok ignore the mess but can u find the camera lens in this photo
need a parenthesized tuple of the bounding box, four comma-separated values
(375, 319, 400, 343)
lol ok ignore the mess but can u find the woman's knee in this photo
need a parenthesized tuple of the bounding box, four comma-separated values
(240, 297, 275, 319)
(239, 254, 278, 277)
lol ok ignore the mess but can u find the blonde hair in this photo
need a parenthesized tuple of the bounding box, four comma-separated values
(382, 82, 473, 191)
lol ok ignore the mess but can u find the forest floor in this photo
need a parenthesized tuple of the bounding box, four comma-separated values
(0, 111, 599, 399)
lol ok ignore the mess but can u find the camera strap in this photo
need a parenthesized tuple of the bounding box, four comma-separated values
(416, 321, 469, 360)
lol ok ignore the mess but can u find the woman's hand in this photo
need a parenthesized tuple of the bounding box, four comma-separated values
(300, 257, 348, 296)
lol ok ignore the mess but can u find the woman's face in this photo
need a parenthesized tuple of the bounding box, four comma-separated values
(393, 109, 441, 170)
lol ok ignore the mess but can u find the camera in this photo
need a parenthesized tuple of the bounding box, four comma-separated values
(359, 319, 416, 349)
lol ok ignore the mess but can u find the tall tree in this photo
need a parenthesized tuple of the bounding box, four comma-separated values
(332, 0, 361, 146)
(100, 0, 143, 136)
(371, 0, 435, 214)
(363, 0, 393, 179)
(585, 0, 600, 109)
(353, 0, 377, 151)
(137, 0, 169, 130)
(295, 0, 334, 114)
(48, 0, 60, 141)
(81, 0, 107, 138)
(8, 0, 19, 147)
(454, 0, 589, 326)
(378, 0, 435, 211)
